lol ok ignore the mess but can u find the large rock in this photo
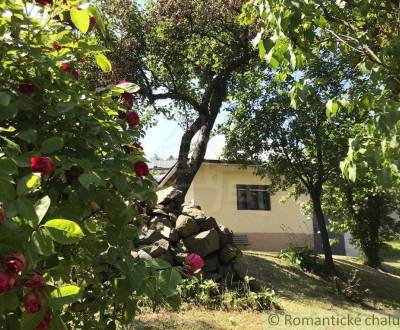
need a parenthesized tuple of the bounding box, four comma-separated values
(219, 244, 241, 263)
(203, 254, 219, 272)
(138, 230, 163, 245)
(182, 207, 206, 221)
(218, 226, 233, 247)
(199, 216, 218, 231)
(152, 208, 169, 217)
(174, 252, 188, 265)
(168, 213, 178, 225)
(157, 251, 174, 265)
(184, 229, 220, 257)
(149, 215, 172, 230)
(175, 215, 200, 238)
(160, 226, 178, 242)
(156, 187, 182, 205)
(149, 239, 170, 257)
(232, 256, 250, 280)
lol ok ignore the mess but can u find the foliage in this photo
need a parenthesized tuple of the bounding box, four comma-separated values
(278, 247, 317, 272)
(0, 1, 181, 329)
(245, 0, 400, 187)
(222, 55, 366, 273)
(323, 175, 400, 267)
(179, 275, 278, 311)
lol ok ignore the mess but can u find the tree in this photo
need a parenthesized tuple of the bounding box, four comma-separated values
(245, 0, 400, 187)
(98, 0, 257, 199)
(223, 55, 364, 275)
(323, 174, 400, 268)
(0, 1, 181, 328)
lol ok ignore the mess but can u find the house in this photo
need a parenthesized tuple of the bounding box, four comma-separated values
(157, 136, 359, 255)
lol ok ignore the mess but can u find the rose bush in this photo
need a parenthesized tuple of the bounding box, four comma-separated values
(0, 1, 182, 329)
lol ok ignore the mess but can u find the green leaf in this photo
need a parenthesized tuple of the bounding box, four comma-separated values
(31, 229, 55, 256)
(158, 268, 182, 297)
(17, 174, 41, 196)
(78, 172, 106, 189)
(95, 53, 112, 72)
(43, 219, 84, 245)
(17, 197, 39, 227)
(18, 129, 38, 144)
(50, 285, 83, 310)
(0, 91, 11, 106)
(41, 137, 64, 154)
(34, 195, 51, 223)
(0, 158, 18, 177)
(70, 8, 90, 33)
(326, 99, 339, 117)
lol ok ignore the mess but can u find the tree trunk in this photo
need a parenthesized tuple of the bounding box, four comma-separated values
(174, 81, 227, 199)
(358, 195, 382, 268)
(310, 190, 337, 275)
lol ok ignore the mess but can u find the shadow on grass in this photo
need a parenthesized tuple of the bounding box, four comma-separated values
(334, 258, 400, 309)
(242, 253, 348, 307)
(243, 252, 400, 311)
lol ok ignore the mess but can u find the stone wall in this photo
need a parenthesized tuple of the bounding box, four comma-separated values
(131, 187, 249, 281)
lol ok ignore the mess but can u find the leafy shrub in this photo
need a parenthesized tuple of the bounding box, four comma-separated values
(279, 246, 317, 272)
(0, 1, 181, 329)
(179, 275, 278, 311)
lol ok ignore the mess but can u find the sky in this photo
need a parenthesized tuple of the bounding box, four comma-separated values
(141, 112, 228, 160)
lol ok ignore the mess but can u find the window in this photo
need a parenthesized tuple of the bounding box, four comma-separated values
(236, 185, 271, 211)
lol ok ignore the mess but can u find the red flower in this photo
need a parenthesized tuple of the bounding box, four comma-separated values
(119, 80, 127, 84)
(126, 111, 139, 128)
(25, 273, 45, 291)
(132, 143, 143, 150)
(88, 16, 96, 32)
(184, 253, 204, 274)
(0, 202, 5, 225)
(31, 156, 55, 175)
(35, 0, 53, 5)
(19, 83, 34, 96)
(122, 92, 134, 108)
(4, 254, 26, 274)
(52, 42, 63, 51)
(0, 271, 14, 295)
(70, 68, 80, 79)
(60, 63, 80, 79)
(23, 292, 42, 314)
(134, 161, 149, 177)
(36, 311, 51, 330)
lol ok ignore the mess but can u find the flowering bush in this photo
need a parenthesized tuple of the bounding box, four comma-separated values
(0, 1, 181, 328)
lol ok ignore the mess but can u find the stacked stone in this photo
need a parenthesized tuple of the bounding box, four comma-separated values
(131, 187, 247, 281)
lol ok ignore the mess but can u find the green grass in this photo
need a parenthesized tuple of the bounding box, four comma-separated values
(381, 240, 400, 259)
(133, 253, 400, 329)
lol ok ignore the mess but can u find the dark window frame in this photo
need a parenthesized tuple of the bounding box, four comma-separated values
(236, 184, 271, 211)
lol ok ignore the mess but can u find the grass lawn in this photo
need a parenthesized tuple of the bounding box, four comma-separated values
(133, 251, 400, 329)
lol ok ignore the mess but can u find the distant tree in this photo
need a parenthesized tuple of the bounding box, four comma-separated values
(223, 55, 366, 275)
(323, 174, 400, 268)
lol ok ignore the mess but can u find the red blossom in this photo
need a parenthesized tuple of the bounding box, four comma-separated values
(60, 63, 80, 79)
(52, 42, 63, 51)
(126, 111, 140, 128)
(23, 292, 42, 314)
(122, 92, 134, 108)
(184, 253, 204, 274)
(132, 143, 143, 150)
(35, 0, 53, 5)
(0, 271, 14, 295)
(19, 83, 34, 96)
(0, 202, 5, 225)
(31, 156, 55, 176)
(36, 311, 51, 329)
(4, 254, 26, 274)
(134, 161, 149, 177)
(88, 16, 96, 32)
(25, 273, 45, 291)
